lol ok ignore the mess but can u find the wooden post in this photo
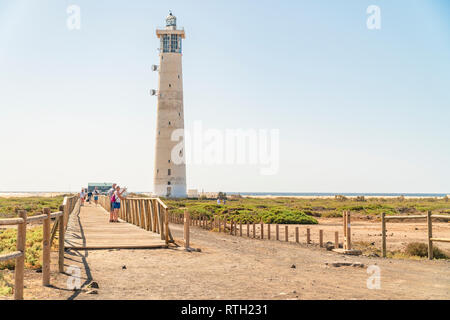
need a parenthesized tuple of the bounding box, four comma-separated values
(260, 222, 264, 239)
(276, 224, 279, 240)
(252, 222, 256, 238)
(319, 229, 323, 247)
(347, 211, 352, 250)
(427, 211, 433, 260)
(247, 222, 250, 237)
(239, 221, 242, 237)
(343, 211, 347, 249)
(58, 205, 65, 273)
(218, 218, 222, 232)
(165, 209, 169, 245)
(295, 227, 299, 243)
(335, 231, 339, 249)
(285, 225, 288, 242)
(184, 209, 190, 249)
(306, 228, 311, 244)
(230, 219, 234, 235)
(15, 210, 27, 300)
(43, 208, 51, 286)
(233, 221, 237, 236)
(381, 212, 386, 258)
(267, 224, 271, 240)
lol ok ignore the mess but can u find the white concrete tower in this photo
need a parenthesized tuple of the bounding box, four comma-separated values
(152, 12, 187, 198)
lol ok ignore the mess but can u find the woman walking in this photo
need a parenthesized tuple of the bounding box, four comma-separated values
(111, 185, 127, 222)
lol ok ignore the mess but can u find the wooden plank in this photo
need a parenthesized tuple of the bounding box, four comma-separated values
(430, 238, 450, 243)
(0, 218, 24, 225)
(385, 215, 427, 220)
(306, 228, 311, 244)
(295, 227, 299, 243)
(335, 231, 339, 249)
(431, 215, 450, 220)
(285, 225, 288, 242)
(66, 244, 168, 250)
(0, 251, 23, 262)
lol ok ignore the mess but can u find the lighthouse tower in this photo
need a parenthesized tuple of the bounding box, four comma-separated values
(152, 12, 187, 198)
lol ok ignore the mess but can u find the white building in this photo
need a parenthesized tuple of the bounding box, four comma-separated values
(152, 12, 187, 198)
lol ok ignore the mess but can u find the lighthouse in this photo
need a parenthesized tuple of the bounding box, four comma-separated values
(152, 12, 187, 198)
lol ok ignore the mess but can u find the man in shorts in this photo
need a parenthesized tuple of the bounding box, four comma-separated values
(107, 183, 117, 222)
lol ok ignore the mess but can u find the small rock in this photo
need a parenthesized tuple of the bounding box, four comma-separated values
(122, 265, 127, 270)
(86, 289, 98, 295)
(87, 281, 99, 289)
(291, 264, 296, 269)
(35, 268, 42, 273)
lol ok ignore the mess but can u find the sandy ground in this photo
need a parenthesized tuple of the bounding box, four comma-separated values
(2, 213, 448, 300)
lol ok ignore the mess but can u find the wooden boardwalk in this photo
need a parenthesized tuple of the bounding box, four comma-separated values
(65, 203, 167, 250)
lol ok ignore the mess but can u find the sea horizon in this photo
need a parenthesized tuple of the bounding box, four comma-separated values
(1, 191, 448, 197)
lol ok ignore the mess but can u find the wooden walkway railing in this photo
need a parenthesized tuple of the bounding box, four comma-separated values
(0, 195, 79, 300)
(381, 211, 450, 259)
(99, 196, 173, 244)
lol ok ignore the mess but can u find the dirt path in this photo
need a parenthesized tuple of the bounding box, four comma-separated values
(10, 205, 447, 300)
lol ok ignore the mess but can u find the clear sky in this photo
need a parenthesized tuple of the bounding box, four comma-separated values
(0, 0, 449, 193)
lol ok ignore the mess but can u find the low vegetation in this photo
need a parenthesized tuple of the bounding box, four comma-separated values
(164, 196, 450, 221)
(0, 226, 58, 270)
(0, 196, 65, 218)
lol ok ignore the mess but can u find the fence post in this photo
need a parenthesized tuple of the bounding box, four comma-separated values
(306, 228, 311, 244)
(335, 231, 339, 249)
(295, 227, 299, 243)
(247, 222, 250, 237)
(165, 208, 170, 245)
(381, 212, 386, 258)
(15, 210, 27, 300)
(252, 222, 256, 238)
(58, 205, 65, 273)
(267, 224, 271, 240)
(319, 229, 323, 247)
(184, 209, 190, 249)
(230, 219, 234, 235)
(239, 221, 242, 236)
(343, 211, 347, 249)
(276, 224, 279, 241)
(42, 208, 51, 286)
(427, 211, 433, 260)
(260, 221, 264, 239)
(347, 211, 352, 250)
(285, 225, 289, 242)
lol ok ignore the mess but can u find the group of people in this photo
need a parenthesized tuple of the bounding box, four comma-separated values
(79, 184, 127, 223)
(79, 187, 100, 206)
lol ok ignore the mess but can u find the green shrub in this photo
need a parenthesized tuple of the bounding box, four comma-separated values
(404, 242, 448, 259)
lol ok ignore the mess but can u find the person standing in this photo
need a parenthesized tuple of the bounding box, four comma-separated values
(107, 183, 117, 222)
(80, 188, 86, 206)
(112, 185, 127, 222)
(93, 187, 100, 207)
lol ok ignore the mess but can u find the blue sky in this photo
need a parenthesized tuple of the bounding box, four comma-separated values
(0, 0, 449, 193)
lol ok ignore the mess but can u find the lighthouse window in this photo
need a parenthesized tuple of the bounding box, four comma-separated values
(178, 75, 180, 79)
(171, 34, 179, 53)
(169, 84, 171, 87)
(168, 159, 171, 163)
(168, 121, 171, 125)
(168, 169, 171, 176)
(168, 181, 171, 185)
(163, 35, 170, 52)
